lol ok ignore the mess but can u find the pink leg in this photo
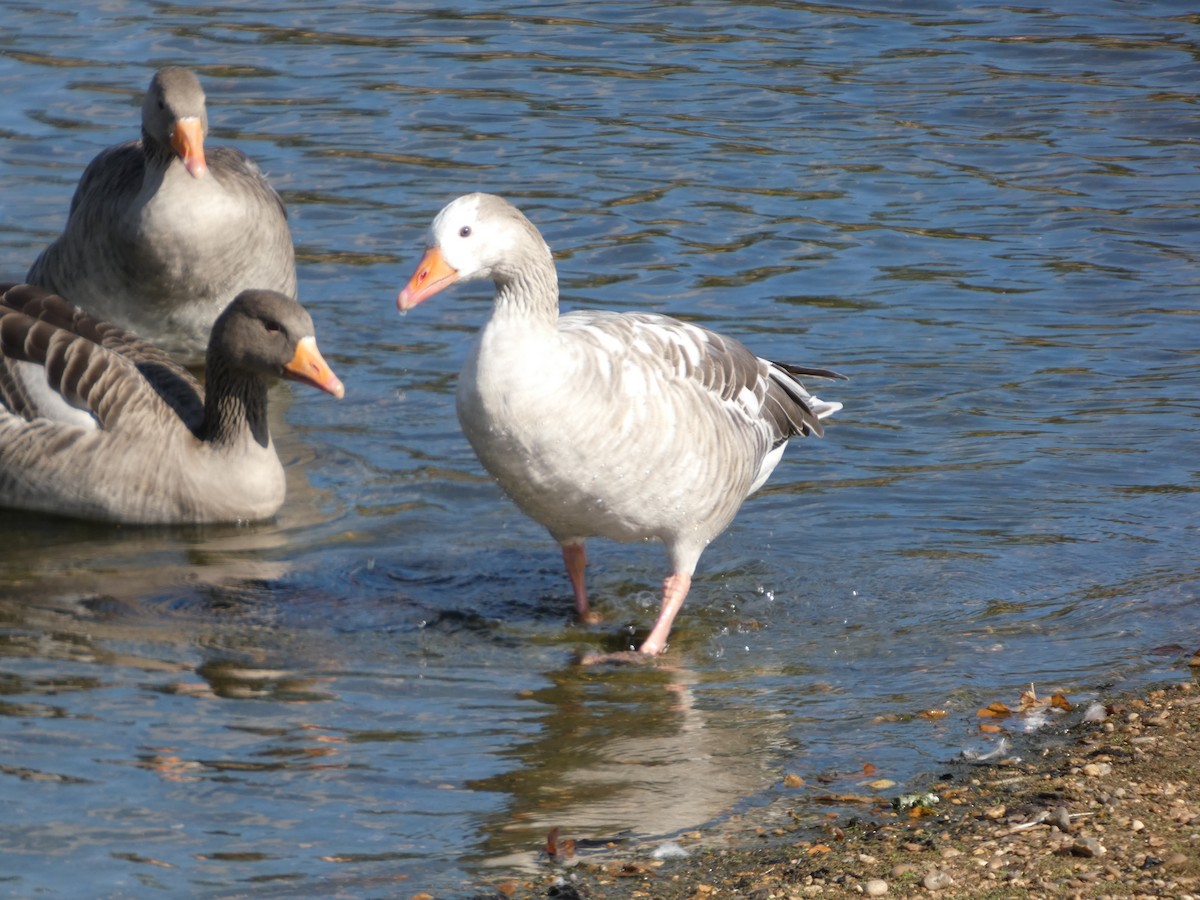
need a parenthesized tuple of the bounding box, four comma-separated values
(638, 572, 692, 656)
(562, 542, 601, 624)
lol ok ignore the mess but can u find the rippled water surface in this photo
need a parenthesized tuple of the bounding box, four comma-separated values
(1, 1, 1198, 896)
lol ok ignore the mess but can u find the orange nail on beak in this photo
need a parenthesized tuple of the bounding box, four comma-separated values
(171, 116, 209, 178)
(397, 246, 459, 312)
(283, 336, 345, 399)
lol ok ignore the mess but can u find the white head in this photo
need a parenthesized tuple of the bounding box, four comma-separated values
(397, 193, 553, 311)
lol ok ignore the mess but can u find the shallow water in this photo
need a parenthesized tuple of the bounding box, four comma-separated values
(1, 1, 1198, 896)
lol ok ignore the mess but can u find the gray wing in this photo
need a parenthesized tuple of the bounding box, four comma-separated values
(26, 142, 144, 286)
(66, 141, 146, 219)
(0, 284, 203, 431)
(562, 310, 841, 442)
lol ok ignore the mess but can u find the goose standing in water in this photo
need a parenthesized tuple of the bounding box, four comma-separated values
(26, 67, 296, 361)
(397, 193, 843, 658)
(0, 284, 342, 524)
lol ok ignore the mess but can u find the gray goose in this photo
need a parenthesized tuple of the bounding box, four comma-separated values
(397, 193, 843, 658)
(0, 284, 342, 524)
(26, 66, 296, 361)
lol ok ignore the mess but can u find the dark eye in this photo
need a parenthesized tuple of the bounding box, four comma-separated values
(264, 319, 282, 333)
(459, 226, 472, 238)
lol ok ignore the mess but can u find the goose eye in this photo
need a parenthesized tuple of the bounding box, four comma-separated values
(459, 226, 472, 238)
(264, 319, 282, 333)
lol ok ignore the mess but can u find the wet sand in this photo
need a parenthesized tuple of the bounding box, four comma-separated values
(484, 677, 1200, 899)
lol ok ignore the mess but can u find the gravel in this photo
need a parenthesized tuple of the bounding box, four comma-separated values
(484, 680, 1200, 900)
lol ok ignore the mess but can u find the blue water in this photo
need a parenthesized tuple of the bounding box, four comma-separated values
(1, 1, 1198, 896)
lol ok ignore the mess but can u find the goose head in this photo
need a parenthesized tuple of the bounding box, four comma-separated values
(209, 290, 344, 399)
(142, 66, 210, 178)
(397, 193, 553, 311)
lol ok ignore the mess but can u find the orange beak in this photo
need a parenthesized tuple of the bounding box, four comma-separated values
(283, 336, 344, 399)
(171, 116, 208, 178)
(397, 246, 459, 312)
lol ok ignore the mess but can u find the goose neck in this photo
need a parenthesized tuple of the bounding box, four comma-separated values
(141, 132, 176, 171)
(199, 355, 271, 449)
(494, 263, 559, 327)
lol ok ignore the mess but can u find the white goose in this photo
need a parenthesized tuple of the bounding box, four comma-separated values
(26, 66, 296, 361)
(397, 193, 843, 658)
(0, 284, 343, 524)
